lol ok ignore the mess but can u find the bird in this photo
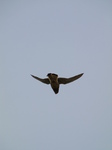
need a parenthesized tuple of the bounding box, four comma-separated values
(31, 73, 84, 94)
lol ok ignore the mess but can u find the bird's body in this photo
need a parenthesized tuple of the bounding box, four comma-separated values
(31, 73, 83, 94)
(47, 73, 59, 94)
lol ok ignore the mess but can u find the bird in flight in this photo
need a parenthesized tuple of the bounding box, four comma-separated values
(31, 73, 84, 94)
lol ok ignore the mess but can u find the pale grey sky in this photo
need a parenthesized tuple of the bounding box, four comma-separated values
(0, 1, 112, 150)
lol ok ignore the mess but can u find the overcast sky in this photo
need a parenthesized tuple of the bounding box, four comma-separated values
(0, 1, 112, 150)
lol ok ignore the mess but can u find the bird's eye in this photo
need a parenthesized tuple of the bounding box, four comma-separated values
(47, 73, 51, 76)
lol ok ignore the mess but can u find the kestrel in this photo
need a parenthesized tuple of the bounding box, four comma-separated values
(31, 73, 84, 94)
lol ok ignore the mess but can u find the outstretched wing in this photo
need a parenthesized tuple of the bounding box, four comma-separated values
(31, 74, 50, 84)
(58, 73, 84, 84)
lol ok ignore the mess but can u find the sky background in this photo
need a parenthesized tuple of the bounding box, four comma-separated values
(0, 0, 112, 150)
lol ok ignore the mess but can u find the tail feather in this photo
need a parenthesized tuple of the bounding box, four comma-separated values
(53, 88, 59, 94)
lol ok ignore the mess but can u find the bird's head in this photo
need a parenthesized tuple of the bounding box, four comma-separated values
(47, 73, 58, 77)
(47, 73, 51, 77)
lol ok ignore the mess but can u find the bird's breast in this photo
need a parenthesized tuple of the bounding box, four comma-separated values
(51, 81, 59, 88)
